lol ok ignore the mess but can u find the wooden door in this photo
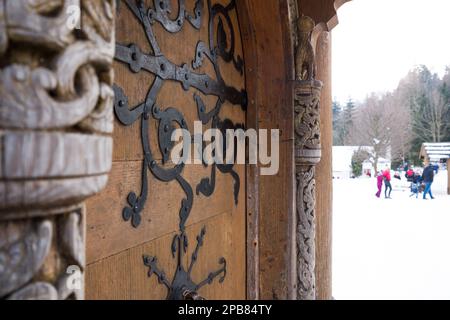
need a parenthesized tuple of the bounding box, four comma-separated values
(85, 0, 247, 300)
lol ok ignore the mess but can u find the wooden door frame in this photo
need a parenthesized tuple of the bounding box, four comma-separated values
(237, 0, 297, 300)
(237, 0, 349, 300)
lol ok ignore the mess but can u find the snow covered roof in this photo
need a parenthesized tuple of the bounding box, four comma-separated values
(420, 142, 450, 162)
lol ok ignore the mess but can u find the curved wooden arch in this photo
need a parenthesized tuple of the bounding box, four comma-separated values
(298, 0, 352, 32)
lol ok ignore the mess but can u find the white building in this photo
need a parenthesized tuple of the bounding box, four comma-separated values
(332, 146, 391, 179)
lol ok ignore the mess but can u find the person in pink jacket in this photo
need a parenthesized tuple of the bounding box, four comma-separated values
(375, 171, 383, 198)
(383, 168, 392, 199)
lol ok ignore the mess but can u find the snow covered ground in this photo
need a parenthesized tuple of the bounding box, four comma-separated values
(332, 170, 450, 300)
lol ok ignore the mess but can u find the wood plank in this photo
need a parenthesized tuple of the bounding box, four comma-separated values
(314, 30, 333, 300)
(448, 159, 450, 195)
(258, 141, 295, 300)
(113, 0, 245, 162)
(239, 0, 296, 300)
(86, 211, 245, 300)
(86, 161, 244, 264)
(236, 0, 260, 299)
(86, 0, 247, 300)
(112, 81, 246, 162)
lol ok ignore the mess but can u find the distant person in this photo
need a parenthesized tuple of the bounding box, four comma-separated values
(406, 168, 414, 182)
(422, 163, 435, 200)
(375, 171, 383, 198)
(383, 168, 392, 199)
(433, 163, 439, 174)
(414, 171, 423, 184)
(409, 172, 422, 199)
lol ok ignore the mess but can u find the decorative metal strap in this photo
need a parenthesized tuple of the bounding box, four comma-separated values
(114, 0, 246, 300)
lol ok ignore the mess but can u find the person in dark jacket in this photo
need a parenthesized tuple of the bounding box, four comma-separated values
(422, 164, 435, 200)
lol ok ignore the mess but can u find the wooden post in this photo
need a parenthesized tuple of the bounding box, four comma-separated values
(447, 159, 450, 195)
(314, 30, 333, 300)
(0, 1, 115, 300)
(239, 0, 297, 299)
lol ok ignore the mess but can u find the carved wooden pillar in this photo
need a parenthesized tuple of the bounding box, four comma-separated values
(0, 0, 115, 300)
(294, 81, 322, 300)
(293, 15, 323, 300)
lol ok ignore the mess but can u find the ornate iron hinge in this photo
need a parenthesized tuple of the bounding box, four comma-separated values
(113, 0, 246, 300)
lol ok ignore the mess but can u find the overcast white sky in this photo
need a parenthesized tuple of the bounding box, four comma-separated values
(332, 0, 450, 105)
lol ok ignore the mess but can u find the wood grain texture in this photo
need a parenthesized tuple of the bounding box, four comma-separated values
(86, 0, 246, 299)
(86, 162, 244, 264)
(0, 175, 108, 213)
(86, 212, 245, 300)
(2, 131, 112, 179)
(0, 0, 115, 300)
(235, 0, 260, 300)
(239, 0, 296, 300)
(259, 141, 295, 300)
(297, 0, 338, 29)
(314, 31, 333, 300)
(447, 159, 450, 195)
(112, 0, 245, 162)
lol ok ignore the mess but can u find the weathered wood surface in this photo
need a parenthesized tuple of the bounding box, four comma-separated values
(297, 0, 350, 30)
(0, 175, 109, 215)
(314, 30, 333, 300)
(111, 0, 245, 162)
(0, 131, 112, 214)
(2, 132, 112, 179)
(86, 162, 244, 264)
(0, 0, 115, 300)
(86, 0, 246, 300)
(0, 220, 52, 297)
(293, 2, 323, 300)
(293, 79, 323, 301)
(235, 1, 259, 299)
(87, 208, 245, 300)
(236, 0, 297, 300)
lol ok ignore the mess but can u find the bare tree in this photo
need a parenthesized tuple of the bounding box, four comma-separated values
(388, 90, 412, 165)
(350, 93, 393, 173)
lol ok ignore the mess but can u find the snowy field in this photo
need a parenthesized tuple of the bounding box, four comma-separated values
(333, 170, 450, 300)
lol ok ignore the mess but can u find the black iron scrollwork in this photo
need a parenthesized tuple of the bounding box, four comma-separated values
(114, 0, 246, 300)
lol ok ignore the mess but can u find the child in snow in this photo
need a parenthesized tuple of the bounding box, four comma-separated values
(383, 168, 392, 199)
(375, 171, 383, 198)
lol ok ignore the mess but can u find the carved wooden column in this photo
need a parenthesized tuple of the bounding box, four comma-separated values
(0, 0, 115, 300)
(293, 15, 323, 300)
(296, 0, 351, 301)
(294, 82, 322, 300)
